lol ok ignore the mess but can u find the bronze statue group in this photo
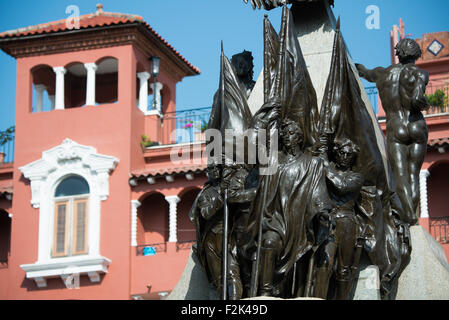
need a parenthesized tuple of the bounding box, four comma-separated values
(190, 3, 429, 301)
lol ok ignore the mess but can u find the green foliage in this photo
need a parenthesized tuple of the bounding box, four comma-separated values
(426, 89, 448, 112)
(200, 119, 209, 132)
(194, 119, 209, 132)
(140, 134, 158, 148)
(0, 126, 15, 146)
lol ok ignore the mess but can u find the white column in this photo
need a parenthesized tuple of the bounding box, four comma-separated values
(419, 169, 430, 218)
(34, 84, 46, 112)
(84, 63, 98, 106)
(149, 82, 164, 113)
(165, 195, 180, 243)
(137, 72, 151, 113)
(53, 67, 67, 110)
(48, 95, 55, 110)
(131, 200, 141, 247)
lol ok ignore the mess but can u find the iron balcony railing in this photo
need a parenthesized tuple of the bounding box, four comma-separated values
(0, 135, 14, 164)
(429, 216, 449, 245)
(365, 86, 379, 114)
(160, 86, 380, 146)
(160, 107, 211, 145)
(366, 84, 449, 118)
(136, 243, 167, 256)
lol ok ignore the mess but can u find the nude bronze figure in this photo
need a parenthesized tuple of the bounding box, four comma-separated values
(356, 38, 430, 225)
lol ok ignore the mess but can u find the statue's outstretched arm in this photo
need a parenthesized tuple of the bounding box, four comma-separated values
(355, 63, 383, 84)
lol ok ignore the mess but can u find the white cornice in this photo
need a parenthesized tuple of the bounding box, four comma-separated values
(19, 139, 119, 208)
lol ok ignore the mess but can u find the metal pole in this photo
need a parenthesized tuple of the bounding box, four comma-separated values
(250, 179, 269, 297)
(222, 189, 229, 300)
(152, 77, 157, 111)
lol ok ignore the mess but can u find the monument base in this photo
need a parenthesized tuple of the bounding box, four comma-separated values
(166, 248, 218, 300)
(167, 226, 449, 300)
(395, 226, 449, 300)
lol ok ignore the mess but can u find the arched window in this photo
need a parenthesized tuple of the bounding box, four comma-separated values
(52, 175, 90, 258)
(0, 210, 11, 268)
(96, 57, 118, 104)
(31, 64, 56, 113)
(64, 62, 87, 109)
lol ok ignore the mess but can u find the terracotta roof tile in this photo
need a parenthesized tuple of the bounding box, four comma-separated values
(428, 137, 449, 148)
(131, 164, 207, 179)
(0, 12, 143, 38)
(0, 182, 13, 195)
(0, 7, 200, 74)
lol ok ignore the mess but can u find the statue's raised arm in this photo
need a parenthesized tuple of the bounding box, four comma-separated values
(243, 0, 334, 10)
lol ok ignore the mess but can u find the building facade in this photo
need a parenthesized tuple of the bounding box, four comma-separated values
(0, 9, 447, 300)
(0, 5, 204, 300)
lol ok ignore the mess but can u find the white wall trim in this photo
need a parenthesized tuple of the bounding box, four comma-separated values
(165, 195, 180, 243)
(131, 200, 141, 247)
(19, 139, 119, 287)
(21, 256, 111, 288)
(419, 169, 430, 219)
(19, 138, 119, 209)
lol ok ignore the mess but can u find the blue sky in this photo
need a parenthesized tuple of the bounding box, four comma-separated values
(0, 0, 448, 132)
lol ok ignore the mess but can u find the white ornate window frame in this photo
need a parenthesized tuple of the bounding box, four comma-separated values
(19, 139, 119, 288)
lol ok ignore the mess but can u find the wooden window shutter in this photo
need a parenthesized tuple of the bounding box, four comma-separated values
(73, 199, 88, 255)
(53, 201, 69, 257)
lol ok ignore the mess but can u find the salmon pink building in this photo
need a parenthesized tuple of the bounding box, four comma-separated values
(0, 7, 448, 300)
(0, 4, 208, 300)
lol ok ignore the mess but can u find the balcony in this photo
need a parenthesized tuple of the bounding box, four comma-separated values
(429, 216, 449, 245)
(156, 85, 381, 147)
(157, 107, 211, 146)
(365, 86, 379, 114)
(0, 135, 14, 164)
(424, 85, 448, 116)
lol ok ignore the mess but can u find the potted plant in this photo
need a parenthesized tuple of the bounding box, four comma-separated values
(140, 134, 160, 149)
(426, 89, 447, 113)
(0, 125, 15, 163)
(194, 119, 208, 142)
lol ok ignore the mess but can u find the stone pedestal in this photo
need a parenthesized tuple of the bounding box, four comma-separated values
(166, 249, 218, 300)
(352, 265, 381, 300)
(395, 226, 449, 300)
(168, 226, 449, 300)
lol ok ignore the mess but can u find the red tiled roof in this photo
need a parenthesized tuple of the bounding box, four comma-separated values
(0, 4, 200, 74)
(131, 164, 207, 179)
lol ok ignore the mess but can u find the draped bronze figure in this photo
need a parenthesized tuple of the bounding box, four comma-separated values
(191, 5, 414, 300)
